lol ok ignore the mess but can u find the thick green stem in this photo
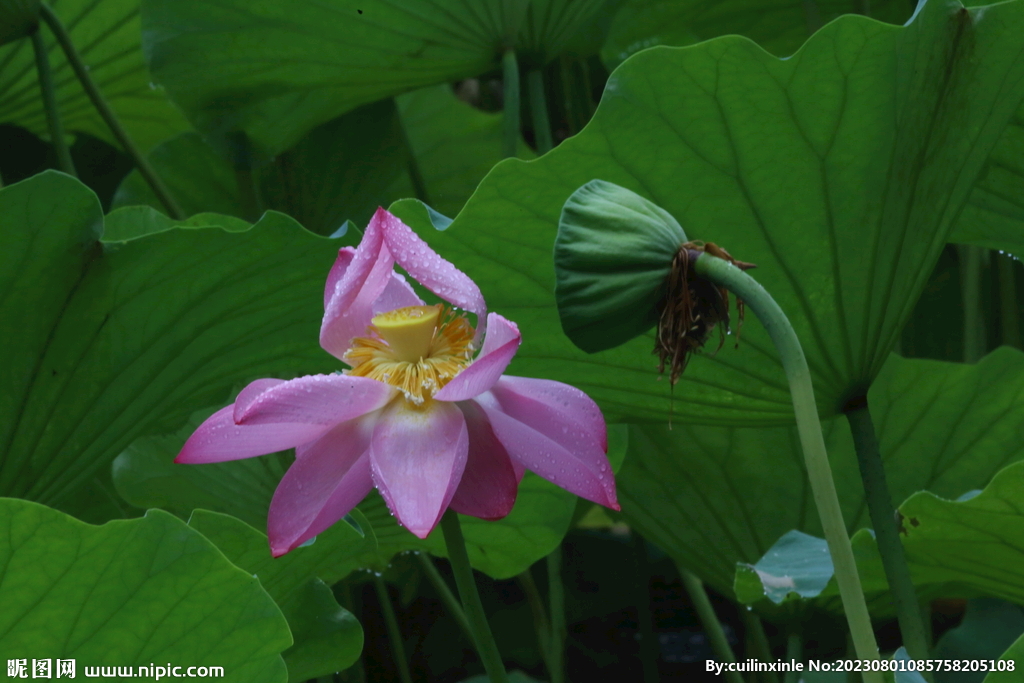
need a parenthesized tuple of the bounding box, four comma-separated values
(373, 576, 413, 683)
(632, 532, 660, 683)
(31, 28, 76, 177)
(740, 608, 779, 683)
(502, 49, 520, 158)
(39, 3, 183, 219)
(417, 552, 474, 645)
(441, 510, 509, 683)
(678, 567, 744, 683)
(527, 69, 553, 155)
(693, 253, 882, 683)
(517, 566, 554, 676)
(998, 255, 1021, 349)
(546, 547, 566, 683)
(958, 244, 987, 363)
(784, 632, 803, 683)
(845, 404, 931, 671)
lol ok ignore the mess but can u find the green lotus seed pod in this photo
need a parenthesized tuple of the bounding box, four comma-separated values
(0, 0, 41, 47)
(554, 179, 687, 353)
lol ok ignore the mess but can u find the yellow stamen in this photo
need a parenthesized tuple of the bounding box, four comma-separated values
(345, 305, 475, 406)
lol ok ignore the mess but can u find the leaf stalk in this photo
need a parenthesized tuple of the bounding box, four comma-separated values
(692, 252, 882, 683)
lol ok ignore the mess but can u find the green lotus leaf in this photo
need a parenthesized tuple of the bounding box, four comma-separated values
(619, 348, 1024, 599)
(555, 180, 687, 352)
(0, 499, 291, 682)
(0, 0, 39, 46)
(395, 0, 1024, 424)
(187, 511, 363, 682)
(983, 631, 1024, 683)
(950, 107, 1024, 255)
(0, 0, 189, 151)
(601, 0, 912, 67)
(933, 599, 1024, 683)
(141, 0, 612, 155)
(735, 458, 1024, 614)
(0, 171, 347, 508)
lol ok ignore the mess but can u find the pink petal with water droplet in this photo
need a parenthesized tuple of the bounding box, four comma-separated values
(474, 378, 618, 510)
(268, 416, 376, 556)
(235, 374, 396, 426)
(176, 404, 325, 464)
(320, 214, 394, 358)
(233, 378, 288, 422)
(448, 400, 517, 520)
(324, 247, 356, 310)
(377, 209, 487, 337)
(370, 399, 468, 538)
(434, 313, 521, 402)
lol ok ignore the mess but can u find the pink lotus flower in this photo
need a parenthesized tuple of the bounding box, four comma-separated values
(177, 208, 619, 556)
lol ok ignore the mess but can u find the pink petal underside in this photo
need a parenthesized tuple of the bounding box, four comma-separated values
(324, 247, 421, 314)
(448, 400, 518, 520)
(268, 416, 376, 556)
(370, 399, 468, 538)
(434, 313, 521, 402)
(320, 215, 395, 359)
(175, 404, 326, 464)
(377, 208, 488, 337)
(474, 378, 618, 510)
(235, 373, 396, 426)
(323, 247, 355, 310)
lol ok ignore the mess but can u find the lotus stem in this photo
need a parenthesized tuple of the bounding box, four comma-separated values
(527, 69, 553, 155)
(502, 49, 520, 158)
(692, 252, 882, 683)
(546, 546, 566, 683)
(784, 632, 803, 683)
(678, 566, 744, 683)
(39, 3, 183, 219)
(740, 608, 779, 683)
(31, 28, 76, 177)
(998, 254, 1021, 348)
(958, 244, 987, 363)
(417, 552, 474, 644)
(373, 575, 413, 683)
(845, 402, 932, 674)
(632, 532, 660, 683)
(441, 510, 509, 683)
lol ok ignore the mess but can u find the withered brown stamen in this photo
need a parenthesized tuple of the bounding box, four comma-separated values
(655, 241, 756, 385)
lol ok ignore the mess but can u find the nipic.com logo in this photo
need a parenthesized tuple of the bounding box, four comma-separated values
(6, 659, 75, 678)
(6, 659, 224, 679)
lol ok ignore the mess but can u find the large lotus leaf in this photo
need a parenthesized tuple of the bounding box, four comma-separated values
(0, 0, 189, 151)
(112, 408, 292, 530)
(932, 599, 1024, 683)
(983, 632, 1024, 683)
(142, 0, 613, 155)
(387, 84, 536, 218)
(394, 0, 1024, 425)
(113, 99, 407, 233)
(618, 348, 1024, 597)
(0, 0, 39, 46)
(114, 90, 519, 231)
(0, 499, 291, 682)
(187, 511, 363, 682)
(600, 0, 912, 67)
(736, 459, 1024, 615)
(0, 171, 347, 508)
(950, 106, 1024, 254)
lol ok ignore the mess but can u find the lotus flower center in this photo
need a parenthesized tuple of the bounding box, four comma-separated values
(343, 304, 475, 405)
